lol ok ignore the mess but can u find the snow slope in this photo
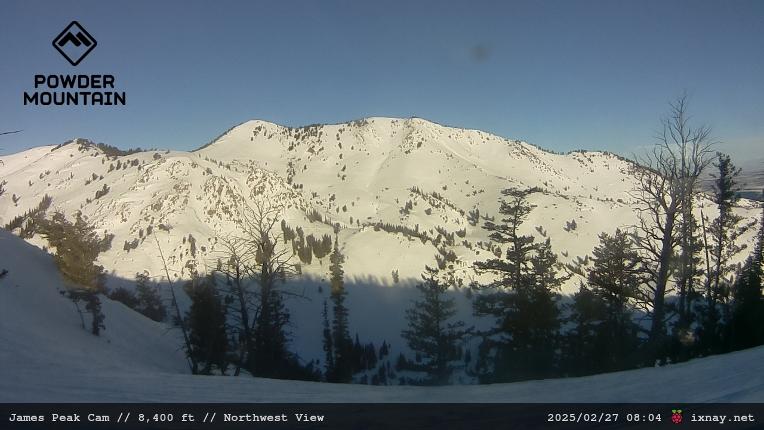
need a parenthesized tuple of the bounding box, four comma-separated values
(2, 161, 764, 402)
(1, 118, 759, 289)
(4, 345, 764, 402)
(1, 118, 761, 376)
(0, 229, 188, 382)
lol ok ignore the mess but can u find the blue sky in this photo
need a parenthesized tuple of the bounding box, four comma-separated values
(1, 0, 762, 162)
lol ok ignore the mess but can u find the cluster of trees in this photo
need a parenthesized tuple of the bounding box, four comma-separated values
(187, 207, 393, 383)
(400, 173, 762, 384)
(108, 272, 167, 322)
(8, 96, 762, 387)
(182, 201, 318, 378)
(10, 204, 165, 339)
(280, 220, 333, 264)
(319, 242, 390, 383)
(372, 222, 428, 244)
(37, 211, 112, 336)
(4, 194, 53, 238)
(396, 96, 764, 385)
(470, 187, 569, 382)
(94, 142, 146, 157)
(400, 265, 466, 384)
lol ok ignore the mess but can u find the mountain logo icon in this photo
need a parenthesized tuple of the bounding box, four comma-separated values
(52, 21, 97, 66)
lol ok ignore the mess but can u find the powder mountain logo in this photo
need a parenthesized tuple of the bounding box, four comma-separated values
(52, 21, 97, 66)
(23, 21, 126, 106)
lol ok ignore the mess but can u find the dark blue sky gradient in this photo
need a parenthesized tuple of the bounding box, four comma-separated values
(1, 1, 762, 161)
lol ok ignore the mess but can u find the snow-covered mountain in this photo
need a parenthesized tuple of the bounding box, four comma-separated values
(1, 117, 761, 369)
(2, 117, 758, 287)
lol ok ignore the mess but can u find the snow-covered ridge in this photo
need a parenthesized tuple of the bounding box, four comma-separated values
(0, 118, 759, 290)
(1, 118, 761, 399)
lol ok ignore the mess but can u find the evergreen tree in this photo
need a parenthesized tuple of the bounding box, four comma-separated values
(472, 188, 536, 330)
(84, 294, 105, 336)
(327, 241, 354, 382)
(38, 211, 109, 335)
(401, 265, 465, 384)
(352, 334, 363, 371)
(531, 238, 567, 291)
(186, 275, 228, 375)
(566, 285, 609, 375)
(566, 229, 642, 375)
(109, 286, 139, 309)
(472, 188, 563, 382)
(697, 153, 745, 354)
(475, 188, 536, 288)
(675, 209, 704, 335)
(379, 341, 389, 359)
(251, 279, 292, 378)
(321, 300, 335, 379)
(364, 342, 378, 371)
(728, 203, 764, 350)
(38, 211, 107, 291)
(135, 271, 167, 322)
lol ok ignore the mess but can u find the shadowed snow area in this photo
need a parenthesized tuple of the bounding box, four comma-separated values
(1, 229, 763, 402)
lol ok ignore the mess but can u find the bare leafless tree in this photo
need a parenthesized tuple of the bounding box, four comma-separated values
(154, 234, 198, 374)
(630, 94, 715, 348)
(213, 199, 301, 376)
(238, 200, 301, 289)
(213, 235, 254, 376)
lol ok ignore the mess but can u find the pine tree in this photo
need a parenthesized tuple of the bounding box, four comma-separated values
(475, 188, 536, 288)
(327, 240, 354, 382)
(352, 334, 363, 371)
(251, 280, 292, 377)
(38, 211, 107, 291)
(566, 229, 641, 375)
(321, 300, 335, 379)
(566, 285, 609, 375)
(697, 153, 745, 354)
(728, 202, 764, 350)
(472, 188, 562, 382)
(186, 275, 228, 375)
(38, 211, 109, 335)
(521, 237, 565, 373)
(364, 342, 378, 371)
(379, 341, 389, 359)
(675, 209, 704, 335)
(109, 286, 139, 309)
(135, 271, 166, 322)
(531, 238, 567, 291)
(84, 294, 105, 336)
(472, 188, 536, 327)
(402, 265, 465, 384)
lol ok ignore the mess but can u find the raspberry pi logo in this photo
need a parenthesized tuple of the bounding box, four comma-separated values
(671, 409, 683, 424)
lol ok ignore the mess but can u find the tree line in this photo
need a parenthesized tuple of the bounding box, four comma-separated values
(397, 95, 764, 384)
(182, 201, 399, 381)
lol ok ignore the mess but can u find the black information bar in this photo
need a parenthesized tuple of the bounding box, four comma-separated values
(1, 403, 762, 430)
